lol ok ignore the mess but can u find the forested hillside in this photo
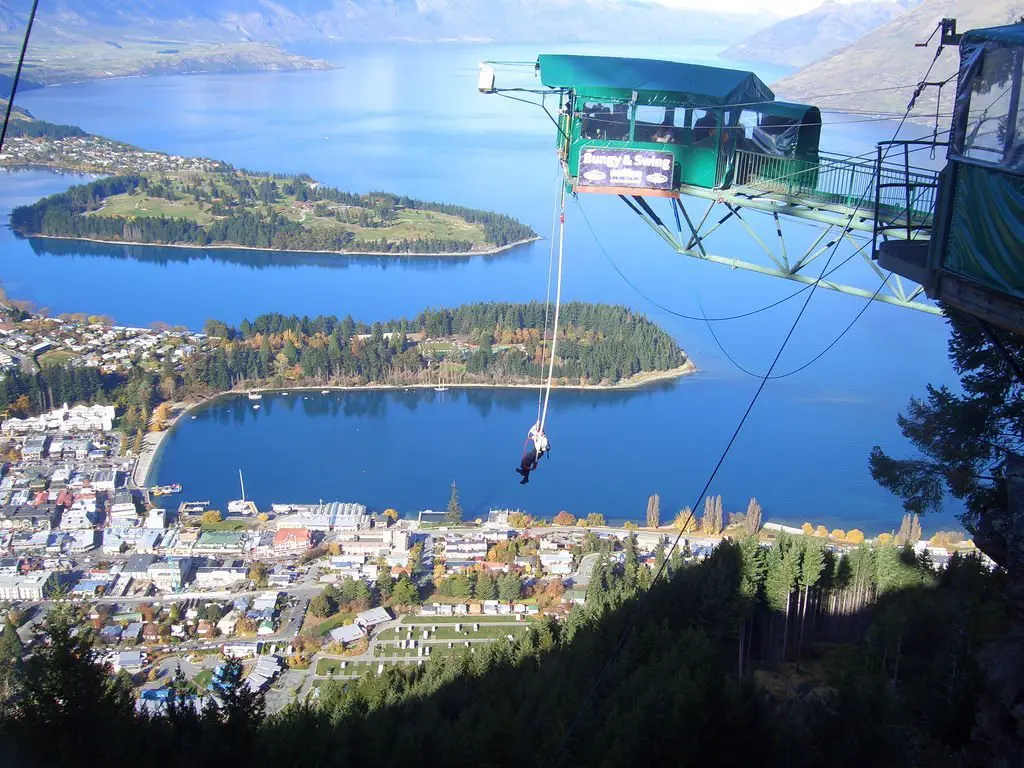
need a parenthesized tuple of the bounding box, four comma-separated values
(10, 175, 536, 254)
(0, 535, 1006, 767)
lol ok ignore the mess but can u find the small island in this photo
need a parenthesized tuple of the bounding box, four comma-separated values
(3, 115, 536, 256)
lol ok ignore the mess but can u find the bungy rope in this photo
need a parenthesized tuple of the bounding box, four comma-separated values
(539, 184, 566, 435)
(537, 168, 562, 425)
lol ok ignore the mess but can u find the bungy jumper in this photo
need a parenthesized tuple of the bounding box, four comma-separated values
(514, 172, 566, 485)
(517, 422, 551, 485)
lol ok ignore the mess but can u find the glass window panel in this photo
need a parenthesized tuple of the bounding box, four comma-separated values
(962, 46, 1019, 164)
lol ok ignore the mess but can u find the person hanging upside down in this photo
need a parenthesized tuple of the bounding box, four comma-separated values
(516, 422, 551, 485)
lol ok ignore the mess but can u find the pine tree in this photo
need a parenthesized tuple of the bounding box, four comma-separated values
(475, 571, 497, 600)
(445, 480, 462, 525)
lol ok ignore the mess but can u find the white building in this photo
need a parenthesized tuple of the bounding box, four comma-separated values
(0, 569, 56, 600)
(145, 508, 167, 529)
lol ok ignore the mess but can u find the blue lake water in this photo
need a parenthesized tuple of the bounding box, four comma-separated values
(0, 43, 962, 531)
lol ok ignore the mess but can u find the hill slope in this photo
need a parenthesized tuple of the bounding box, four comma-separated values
(0, 0, 772, 45)
(723, 1, 917, 68)
(773, 0, 1024, 117)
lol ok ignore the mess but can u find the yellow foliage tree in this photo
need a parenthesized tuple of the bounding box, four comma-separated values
(815, 525, 828, 537)
(201, 510, 223, 525)
(830, 529, 846, 541)
(846, 529, 865, 545)
(801, 522, 815, 536)
(150, 402, 172, 432)
(383, 508, 399, 521)
(877, 532, 893, 545)
(257, 512, 269, 523)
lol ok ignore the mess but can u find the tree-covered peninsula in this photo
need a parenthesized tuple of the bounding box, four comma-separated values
(0, 302, 690, 444)
(10, 174, 536, 255)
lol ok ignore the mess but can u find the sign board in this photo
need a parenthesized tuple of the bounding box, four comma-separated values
(577, 147, 674, 190)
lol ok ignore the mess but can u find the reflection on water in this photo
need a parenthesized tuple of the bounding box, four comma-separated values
(25, 235, 533, 272)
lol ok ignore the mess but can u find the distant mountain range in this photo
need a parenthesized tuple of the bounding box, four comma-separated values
(0, 0, 775, 45)
(723, 0, 920, 68)
(774, 0, 1024, 117)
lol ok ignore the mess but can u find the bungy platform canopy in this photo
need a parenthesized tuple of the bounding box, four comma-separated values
(536, 54, 776, 193)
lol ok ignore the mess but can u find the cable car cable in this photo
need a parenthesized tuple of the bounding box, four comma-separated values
(0, 0, 40, 157)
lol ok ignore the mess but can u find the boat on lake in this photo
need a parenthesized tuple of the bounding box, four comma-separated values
(247, 391, 263, 401)
(151, 483, 182, 496)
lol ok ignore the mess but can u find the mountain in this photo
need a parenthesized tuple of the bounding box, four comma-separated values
(1, 0, 775, 46)
(723, 1, 918, 68)
(773, 0, 1024, 117)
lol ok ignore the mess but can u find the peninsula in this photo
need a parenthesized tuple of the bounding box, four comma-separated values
(4, 117, 536, 256)
(0, 301, 692, 452)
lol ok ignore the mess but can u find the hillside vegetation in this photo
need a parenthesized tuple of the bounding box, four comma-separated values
(0, 537, 1007, 767)
(724, 0, 916, 68)
(774, 0, 1024, 117)
(10, 175, 536, 255)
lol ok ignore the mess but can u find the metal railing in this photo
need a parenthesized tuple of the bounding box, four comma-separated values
(733, 148, 940, 226)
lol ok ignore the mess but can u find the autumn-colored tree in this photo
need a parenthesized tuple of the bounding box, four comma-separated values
(846, 529, 865, 545)
(257, 512, 269, 523)
(801, 522, 815, 536)
(201, 510, 223, 525)
(815, 525, 828, 537)
(509, 512, 534, 528)
(150, 402, 172, 432)
(877, 532, 894, 545)
(831, 529, 846, 541)
(624, 521, 639, 531)
(553, 511, 575, 527)
(10, 395, 31, 417)
(585, 513, 606, 528)
(383, 508, 399, 522)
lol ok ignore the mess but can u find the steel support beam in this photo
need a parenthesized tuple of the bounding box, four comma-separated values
(627, 196, 942, 316)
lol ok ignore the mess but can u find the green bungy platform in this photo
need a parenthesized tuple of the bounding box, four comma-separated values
(536, 54, 821, 194)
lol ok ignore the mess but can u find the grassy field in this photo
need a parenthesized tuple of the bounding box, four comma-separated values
(312, 612, 356, 638)
(399, 615, 525, 625)
(38, 349, 77, 368)
(199, 520, 256, 532)
(89, 177, 490, 249)
(379, 625, 527, 642)
(95, 193, 215, 225)
(193, 669, 213, 690)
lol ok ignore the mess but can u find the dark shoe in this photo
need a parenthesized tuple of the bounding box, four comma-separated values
(519, 475, 529, 485)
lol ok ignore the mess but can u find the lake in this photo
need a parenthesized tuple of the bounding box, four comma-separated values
(0, 43, 962, 531)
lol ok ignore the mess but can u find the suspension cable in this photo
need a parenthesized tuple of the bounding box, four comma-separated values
(0, 0, 40, 157)
(539, 185, 566, 435)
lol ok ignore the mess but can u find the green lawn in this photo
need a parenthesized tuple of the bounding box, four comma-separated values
(379, 625, 527, 642)
(193, 669, 213, 690)
(93, 193, 215, 224)
(38, 349, 77, 368)
(313, 612, 356, 638)
(399, 615, 524, 625)
(200, 520, 255, 532)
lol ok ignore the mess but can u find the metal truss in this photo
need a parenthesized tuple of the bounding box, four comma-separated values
(615, 192, 942, 317)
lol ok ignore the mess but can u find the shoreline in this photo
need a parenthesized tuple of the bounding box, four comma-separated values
(15, 231, 542, 260)
(132, 362, 695, 488)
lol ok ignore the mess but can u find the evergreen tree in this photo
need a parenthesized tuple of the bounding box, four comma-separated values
(745, 498, 762, 535)
(497, 572, 522, 601)
(390, 576, 420, 606)
(475, 571, 498, 600)
(445, 481, 462, 525)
